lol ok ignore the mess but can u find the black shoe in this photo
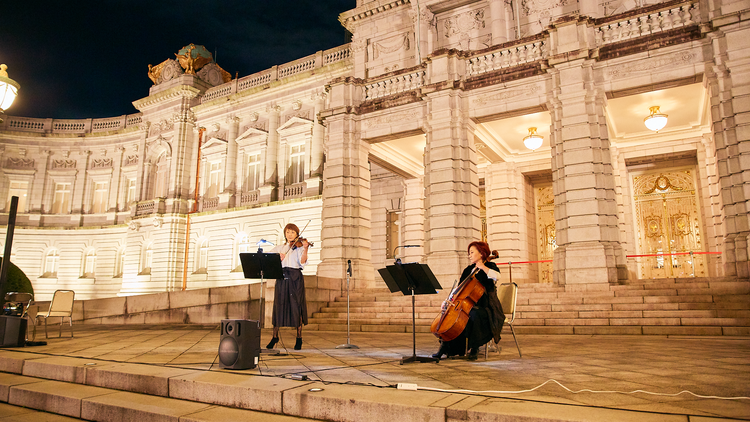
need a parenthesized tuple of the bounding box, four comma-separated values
(266, 337, 279, 349)
(294, 337, 302, 350)
(432, 344, 448, 360)
(467, 348, 479, 361)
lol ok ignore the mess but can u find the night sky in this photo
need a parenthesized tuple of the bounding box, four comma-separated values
(0, 0, 355, 119)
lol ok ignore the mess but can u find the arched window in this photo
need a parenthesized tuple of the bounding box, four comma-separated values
(82, 249, 96, 278)
(151, 153, 169, 199)
(195, 239, 209, 273)
(141, 242, 153, 275)
(43, 249, 59, 277)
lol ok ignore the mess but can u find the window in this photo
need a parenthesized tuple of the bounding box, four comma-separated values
(44, 249, 59, 277)
(196, 240, 209, 273)
(83, 250, 96, 277)
(91, 181, 108, 213)
(288, 144, 305, 184)
(114, 249, 125, 277)
(154, 154, 169, 198)
(6, 181, 28, 212)
(245, 154, 261, 191)
(207, 161, 221, 198)
(126, 178, 136, 204)
(386, 210, 401, 259)
(141, 243, 153, 275)
(234, 234, 252, 271)
(52, 183, 71, 214)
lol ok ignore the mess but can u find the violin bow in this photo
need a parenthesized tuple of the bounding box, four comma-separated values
(285, 219, 312, 254)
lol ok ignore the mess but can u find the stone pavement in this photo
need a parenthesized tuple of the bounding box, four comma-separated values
(1, 324, 748, 421)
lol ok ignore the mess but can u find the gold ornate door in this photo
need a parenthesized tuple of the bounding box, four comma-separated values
(633, 171, 706, 278)
(535, 186, 556, 283)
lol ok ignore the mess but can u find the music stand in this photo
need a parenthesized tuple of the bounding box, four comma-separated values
(240, 251, 283, 354)
(378, 262, 442, 364)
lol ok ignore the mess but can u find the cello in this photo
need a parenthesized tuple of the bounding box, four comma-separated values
(430, 251, 498, 342)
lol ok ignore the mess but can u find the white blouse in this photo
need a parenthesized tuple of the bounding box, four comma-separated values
(271, 243, 308, 270)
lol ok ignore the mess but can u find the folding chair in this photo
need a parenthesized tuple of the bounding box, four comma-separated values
(36, 290, 75, 338)
(496, 282, 521, 358)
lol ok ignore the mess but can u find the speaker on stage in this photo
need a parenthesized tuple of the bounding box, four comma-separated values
(0, 316, 27, 347)
(218, 319, 260, 370)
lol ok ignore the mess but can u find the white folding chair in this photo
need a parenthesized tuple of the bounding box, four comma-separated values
(36, 290, 75, 338)
(496, 282, 521, 358)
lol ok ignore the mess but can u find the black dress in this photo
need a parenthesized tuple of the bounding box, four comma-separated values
(439, 261, 505, 356)
(270, 244, 308, 328)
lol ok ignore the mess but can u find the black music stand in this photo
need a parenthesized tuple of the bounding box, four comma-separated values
(378, 262, 442, 364)
(240, 251, 283, 353)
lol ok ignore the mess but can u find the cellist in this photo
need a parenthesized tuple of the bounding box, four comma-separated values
(432, 241, 506, 360)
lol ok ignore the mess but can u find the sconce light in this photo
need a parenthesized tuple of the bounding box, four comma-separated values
(644, 106, 668, 132)
(523, 127, 543, 151)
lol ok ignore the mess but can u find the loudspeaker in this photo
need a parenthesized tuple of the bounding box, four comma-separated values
(0, 316, 27, 347)
(218, 319, 260, 370)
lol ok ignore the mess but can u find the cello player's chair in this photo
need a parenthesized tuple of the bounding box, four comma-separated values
(496, 282, 521, 358)
(36, 290, 75, 339)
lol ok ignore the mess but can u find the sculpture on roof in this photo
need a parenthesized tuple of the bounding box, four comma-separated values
(147, 44, 231, 87)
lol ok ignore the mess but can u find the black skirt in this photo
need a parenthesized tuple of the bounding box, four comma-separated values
(440, 304, 494, 356)
(271, 267, 308, 328)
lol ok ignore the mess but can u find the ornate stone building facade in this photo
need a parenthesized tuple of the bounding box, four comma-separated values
(0, 0, 747, 301)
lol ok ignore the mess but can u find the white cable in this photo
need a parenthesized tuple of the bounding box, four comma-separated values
(416, 379, 750, 400)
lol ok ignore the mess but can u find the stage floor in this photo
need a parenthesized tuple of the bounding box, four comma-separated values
(4, 324, 750, 420)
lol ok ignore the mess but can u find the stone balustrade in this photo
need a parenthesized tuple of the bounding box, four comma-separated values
(283, 183, 305, 199)
(0, 113, 142, 135)
(201, 196, 219, 210)
(364, 68, 426, 101)
(239, 191, 259, 206)
(201, 44, 352, 104)
(466, 37, 548, 77)
(135, 201, 155, 216)
(595, 1, 698, 46)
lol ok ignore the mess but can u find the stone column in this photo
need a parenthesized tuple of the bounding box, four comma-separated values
(411, 4, 435, 63)
(423, 89, 481, 285)
(318, 77, 372, 289)
(221, 115, 240, 208)
(310, 93, 326, 178)
(485, 161, 529, 280)
(698, 134, 724, 276)
(489, 0, 510, 45)
(707, 20, 750, 278)
(402, 177, 425, 264)
(259, 106, 280, 203)
(168, 108, 197, 214)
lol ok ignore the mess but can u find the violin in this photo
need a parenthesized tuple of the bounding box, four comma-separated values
(430, 250, 498, 342)
(291, 237, 314, 250)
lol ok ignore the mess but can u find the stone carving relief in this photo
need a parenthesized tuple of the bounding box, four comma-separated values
(128, 221, 140, 231)
(444, 9, 486, 38)
(372, 33, 411, 60)
(410, 5, 436, 27)
(351, 37, 367, 53)
(172, 110, 196, 124)
(197, 62, 232, 86)
(125, 155, 139, 166)
(153, 217, 163, 228)
(606, 51, 696, 79)
(473, 84, 542, 106)
(52, 159, 77, 169)
(244, 122, 267, 132)
(285, 110, 311, 122)
(364, 113, 413, 129)
(5, 157, 35, 169)
(149, 119, 174, 137)
(91, 158, 113, 169)
(148, 59, 184, 85)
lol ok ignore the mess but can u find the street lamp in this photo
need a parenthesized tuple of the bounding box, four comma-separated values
(0, 64, 20, 123)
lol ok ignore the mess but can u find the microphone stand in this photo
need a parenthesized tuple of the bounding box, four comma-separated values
(336, 259, 359, 349)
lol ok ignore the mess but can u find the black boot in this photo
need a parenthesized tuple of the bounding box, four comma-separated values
(294, 337, 303, 350)
(467, 347, 479, 361)
(432, 343, 448, 360)
(266, 337, 279, 349)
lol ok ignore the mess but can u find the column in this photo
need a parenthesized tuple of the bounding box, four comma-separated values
(318, 78, 373, 288)
(402, 177, 425, 264)
(489, 0, 510, 45)
(221, 115, 240, 208)
(259, 106, 280, 203)
(707, 20, 750, 278)
(423, 89, 481, 286)
(168, 108, 197, 214)
(311, 93, 326, 178)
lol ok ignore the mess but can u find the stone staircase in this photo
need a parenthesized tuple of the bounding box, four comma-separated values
(307, 277, 750, 336)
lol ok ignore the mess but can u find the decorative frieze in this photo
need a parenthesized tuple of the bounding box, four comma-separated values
(443, 9, 486, 38)
(52, 159, 77, 169)
(125, 155, 139, 166)
(149, 119, 174, 137)
(363, 113, 413, 129)
(90, 158, 113, 169)
(372, 33, 410, 60)
(605, 51, 696, 79)
(473, 84, 542, 106)
(5, 157, 35, 169)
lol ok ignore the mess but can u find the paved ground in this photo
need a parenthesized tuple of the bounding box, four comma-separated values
(8, 324, 750, 420)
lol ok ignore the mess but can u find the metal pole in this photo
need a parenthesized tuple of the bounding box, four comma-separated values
(0, 196, 19, 310)
(337, 259, 358, 349)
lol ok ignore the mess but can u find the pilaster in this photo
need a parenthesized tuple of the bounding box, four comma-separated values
(423, 89, 480, 286)
(402, 176, 425, 264)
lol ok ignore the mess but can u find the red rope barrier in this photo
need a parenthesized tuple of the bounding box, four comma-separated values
(496, 260, 553, 265)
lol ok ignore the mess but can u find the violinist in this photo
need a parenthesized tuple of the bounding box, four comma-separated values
(266, 223, 310, 350)
(432, 241, 505, 360)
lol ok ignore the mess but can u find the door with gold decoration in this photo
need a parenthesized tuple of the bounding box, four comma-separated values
(632, 170, 706, 278)
(535, 186, 556, 283)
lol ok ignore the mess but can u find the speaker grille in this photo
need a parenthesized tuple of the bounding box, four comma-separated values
(218, 336, 239, 367)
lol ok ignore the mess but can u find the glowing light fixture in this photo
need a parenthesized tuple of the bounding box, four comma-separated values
(0, 64, 20, 124)
(644, 106, 668, 132)
(523, 127, 543, 151)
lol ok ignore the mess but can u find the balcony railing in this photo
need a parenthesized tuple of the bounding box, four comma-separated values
(201, 197, 220, 211)
(283, 183, 306, 199)
(595, 1, 698, 46)
(240, 191, 259, 206)
(364, 67, 426, 101)
(1, 113, 143, 135)
(466, 38, 548, 77)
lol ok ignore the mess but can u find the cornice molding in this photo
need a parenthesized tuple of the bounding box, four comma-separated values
(339, 0, 410, 31)
(132, 85, 202, 112)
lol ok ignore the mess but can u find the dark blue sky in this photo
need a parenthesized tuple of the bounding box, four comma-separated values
(0, 0, 354, 119)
